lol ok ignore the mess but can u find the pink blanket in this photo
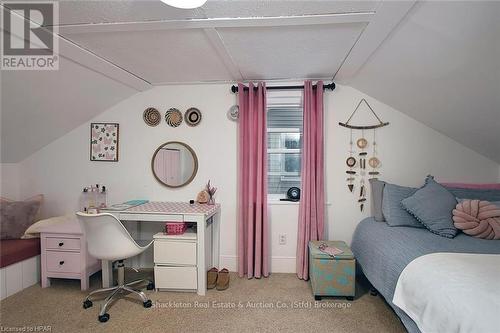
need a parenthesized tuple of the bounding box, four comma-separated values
(452, 200, 500, 240)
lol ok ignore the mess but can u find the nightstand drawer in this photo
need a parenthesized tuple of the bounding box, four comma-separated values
(154, 266, 197, 290)
(46, 251, 81, 273)
(154, 240, 196, 265)
(46, 237, 80, 251)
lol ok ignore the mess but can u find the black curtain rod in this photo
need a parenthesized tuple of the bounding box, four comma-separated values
(230, 82, 335, 93)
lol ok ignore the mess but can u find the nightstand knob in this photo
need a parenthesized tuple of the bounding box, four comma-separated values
(58, 242, 64, 247)
(59, 261, 64, 265)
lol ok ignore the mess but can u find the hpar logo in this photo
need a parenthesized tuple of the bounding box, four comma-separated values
(1, 1, 59, 70)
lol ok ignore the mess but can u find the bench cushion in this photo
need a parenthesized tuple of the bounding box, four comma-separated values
(0, 239, 40, 268)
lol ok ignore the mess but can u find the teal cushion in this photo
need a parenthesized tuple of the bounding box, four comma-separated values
(402, 176, 458, 238)
(382, 183, 422, 228)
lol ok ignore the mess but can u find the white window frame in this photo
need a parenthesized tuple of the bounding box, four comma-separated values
(266, 90, 303, 201)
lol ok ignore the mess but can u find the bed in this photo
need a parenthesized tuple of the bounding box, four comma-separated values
(351, 217, 500, 333)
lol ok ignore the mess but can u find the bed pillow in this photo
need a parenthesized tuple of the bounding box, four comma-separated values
(0, 200, 42, 240)
(369, 179, 386, 222)
(446, 187, 500, 202)
(441, 183, 500, 190)
(402, 176, 458, 238)
(453, 200, 500, 240)
(382, 183, 422, 228)
(0, 194, 44, 221)
(457, 198, 500, 206)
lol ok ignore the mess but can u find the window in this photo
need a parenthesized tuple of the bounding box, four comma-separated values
(267, 90, 303, 199)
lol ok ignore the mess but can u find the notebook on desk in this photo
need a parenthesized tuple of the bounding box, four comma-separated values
(105, 200, 149, 211)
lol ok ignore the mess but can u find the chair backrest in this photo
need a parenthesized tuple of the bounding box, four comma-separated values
(76, 212, 144, 261)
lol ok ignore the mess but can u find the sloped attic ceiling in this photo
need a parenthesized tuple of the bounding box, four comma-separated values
(1, 1, 498, 164)
(346, 1, 500, 163)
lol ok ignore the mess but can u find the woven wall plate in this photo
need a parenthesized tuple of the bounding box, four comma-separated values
(165, 108, 183, 127)
(184, 107, 202, 127)
(143, 107, 161, 126)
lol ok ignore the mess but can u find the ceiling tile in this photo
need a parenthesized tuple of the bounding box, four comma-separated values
(56, 0, 206, 26)
(218, 23, 366, 80)
(201, 0, 379, 18)
(63, 29, 233, 83)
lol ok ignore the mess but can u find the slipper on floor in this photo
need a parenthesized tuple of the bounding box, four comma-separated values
(207, 267, 218, 289)
(216, 268, 230, 291)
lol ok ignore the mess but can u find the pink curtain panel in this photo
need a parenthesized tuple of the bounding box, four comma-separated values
(237, 82, 269, 279)
(296, 81, 325, 280)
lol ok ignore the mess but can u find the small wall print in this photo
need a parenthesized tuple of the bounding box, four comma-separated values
(90, 123, 119, 162)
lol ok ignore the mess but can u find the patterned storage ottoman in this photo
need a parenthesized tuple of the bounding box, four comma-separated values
(309, 240, 355, 301)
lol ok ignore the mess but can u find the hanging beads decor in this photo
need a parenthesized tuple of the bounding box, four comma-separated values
(339, 99, 389, 212)
(345, 129, 356, 192)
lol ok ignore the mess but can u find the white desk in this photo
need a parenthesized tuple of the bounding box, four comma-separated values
(102, 202, 220, 296)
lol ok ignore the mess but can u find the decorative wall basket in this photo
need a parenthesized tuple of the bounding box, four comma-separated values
(184, 107, 202, 127)
(165, 108, 183, 127)
(143, 107, 161, 126)
(339, 99, 389, 211)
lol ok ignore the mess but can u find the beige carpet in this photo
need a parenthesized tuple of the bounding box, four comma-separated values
(0, 270, 405, 333)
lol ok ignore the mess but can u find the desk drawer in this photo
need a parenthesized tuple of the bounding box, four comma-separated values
(154, 240, 196, 265)
(46, 237, 81, 251)
(154, 266, 197, 290)
(46, 251, 81, 274)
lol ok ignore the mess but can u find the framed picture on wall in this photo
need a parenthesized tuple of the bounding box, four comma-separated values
(90, 123, 119, 162)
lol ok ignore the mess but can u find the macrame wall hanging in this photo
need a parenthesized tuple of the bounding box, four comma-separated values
(339, 99, 389, 212)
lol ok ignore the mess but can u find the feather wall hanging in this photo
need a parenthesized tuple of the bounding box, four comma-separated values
(339, 99, 389, 212)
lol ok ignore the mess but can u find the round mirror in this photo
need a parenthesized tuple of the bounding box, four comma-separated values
(151, 141, 198, 188)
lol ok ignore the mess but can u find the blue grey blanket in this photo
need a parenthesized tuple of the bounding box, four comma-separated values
(351, 217, 500, 333)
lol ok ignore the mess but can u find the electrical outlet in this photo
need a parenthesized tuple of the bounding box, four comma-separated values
(279, 234, 287, 245)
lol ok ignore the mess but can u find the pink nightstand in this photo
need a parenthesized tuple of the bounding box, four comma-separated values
(39, 221, 101, 291)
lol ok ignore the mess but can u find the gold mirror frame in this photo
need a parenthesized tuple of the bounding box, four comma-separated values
(151, 141, 198, 188)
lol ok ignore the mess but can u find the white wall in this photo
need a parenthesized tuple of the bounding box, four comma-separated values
(17, 83, 500, 273)
(0, 163, 20, 200)
(325, 85, 499, 245)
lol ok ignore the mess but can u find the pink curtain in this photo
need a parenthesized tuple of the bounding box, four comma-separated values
(296, 80, 325, 280)
(237, 82, 269, 279)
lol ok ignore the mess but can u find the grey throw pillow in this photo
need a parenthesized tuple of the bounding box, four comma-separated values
(369, 179, 386, 222)
(401, 176, 458, 238)
(447, 188, 500, 202)
(0, 200, 41, 240)
(382, 183, 423, 228)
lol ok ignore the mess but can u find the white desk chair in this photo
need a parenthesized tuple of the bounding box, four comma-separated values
(76, 212, 155, 323)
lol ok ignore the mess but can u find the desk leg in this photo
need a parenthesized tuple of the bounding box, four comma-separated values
(102, 260, 113, 288)
(196, 215, 206, 296)
(212, 212, 220, 269)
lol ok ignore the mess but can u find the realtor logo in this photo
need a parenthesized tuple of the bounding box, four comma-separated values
(1, 1, 59, 70)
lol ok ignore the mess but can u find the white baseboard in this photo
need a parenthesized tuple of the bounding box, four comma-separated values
(219, 255, 296, 274)
(0, 255, 40, 301)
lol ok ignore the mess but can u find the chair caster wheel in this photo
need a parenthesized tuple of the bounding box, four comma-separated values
(143, 300, 152, 308)
(370, 288, 378, 296)
(146, 282, 155, 290)
(98, 313, 110, 323)
(346, 296, 354, 301)
(83, 300, 93, 309)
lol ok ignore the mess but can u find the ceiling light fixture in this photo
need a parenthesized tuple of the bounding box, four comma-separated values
(160, 0, 207, 9)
